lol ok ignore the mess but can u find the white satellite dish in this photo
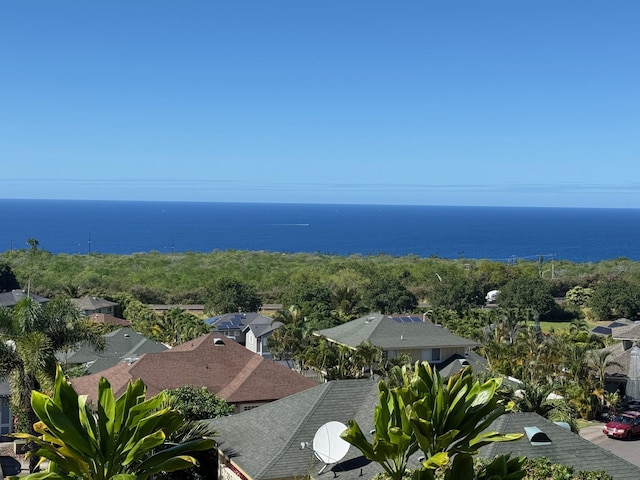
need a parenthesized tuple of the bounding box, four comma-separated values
(312, 421, 350, 473)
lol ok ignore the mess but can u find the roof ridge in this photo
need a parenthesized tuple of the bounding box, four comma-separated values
(369, 313, 390, 338)
(216, 354, 264, 399)
(255, 381, 333, 479)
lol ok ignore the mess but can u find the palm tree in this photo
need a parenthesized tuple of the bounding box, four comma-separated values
(330, 285, 366, 322)
(0, 296, 104, 470)
(352, 340, 383, 379)
(587, 350, 622, 390)
(267, 305, 311, 370)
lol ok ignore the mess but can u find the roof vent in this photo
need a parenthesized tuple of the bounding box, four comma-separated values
(213, 338, 225, 346)
(554, 421, 571, 431)
(365, 316, 375, 323)
(524, 426, 551, 445)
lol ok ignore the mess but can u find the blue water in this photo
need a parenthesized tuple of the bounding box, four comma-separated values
(1, 199, 639, 262)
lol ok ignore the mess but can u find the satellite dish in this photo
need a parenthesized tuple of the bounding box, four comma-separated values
(312, 421, 350, 471)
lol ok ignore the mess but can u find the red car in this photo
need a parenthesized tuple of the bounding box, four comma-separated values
(603, 411, 640, 439)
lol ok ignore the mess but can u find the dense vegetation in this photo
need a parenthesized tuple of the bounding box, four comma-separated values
(2, 247, 640, 425)
(1, 247, 635, 477)
(3, 248, 640, 322)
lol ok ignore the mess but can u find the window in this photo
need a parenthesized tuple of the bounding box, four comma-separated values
(431, 348, 441, 362)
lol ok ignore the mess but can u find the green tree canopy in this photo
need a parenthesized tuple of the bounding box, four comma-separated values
(0, 263, 20, 292)
(429, 274, 484, 314)
(204, 278, 262, 315)
(364, 277, 418, 314)
(589, 279, 640, 320)
(499, 276, 555, 316)
(164, 385, 233, 420)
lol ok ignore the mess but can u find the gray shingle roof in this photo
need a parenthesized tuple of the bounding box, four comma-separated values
(480, 412, 640, 479)
(315, 312, 478, 350)
(437, 351, 488, 378)
(210, 387, 635, 480)
(71, 296, 118, 312)
(613, 322, 640, 341)
(208, 379, 387, 480)
(57, 326, 167, 374)
(0, 289, 48, 308)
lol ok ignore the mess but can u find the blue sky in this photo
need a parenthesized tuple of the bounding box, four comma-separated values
(1, 1, 638, 207)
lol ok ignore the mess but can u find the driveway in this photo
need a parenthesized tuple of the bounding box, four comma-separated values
(580, 424, 640, 468)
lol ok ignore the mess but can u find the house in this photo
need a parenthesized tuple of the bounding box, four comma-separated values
(72, 296, 118, 316)
(69, 334, 317, 413)
(207, 379, 386, 480)
(56, 326, 167, 374)
(590, 321, 640, 395)
(480, 412, 640, 479)
(205, 312, 254, 344)
(591, 318, 635, 337)
(206, 313, 281, 355)
(314, 312, 478, 365)
(242, 315, 282, 358)
(0, 289, 48, 308)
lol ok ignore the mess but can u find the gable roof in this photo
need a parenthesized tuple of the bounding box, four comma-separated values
(207, 379, 385, 480)
(315, 312, 478, 350)
(207, 312, 268, 330)
(70, 334, 317, 405)
(0, 289, 49, 308)
(480, 412, 640, 479)
(89, 313, 131, 327)
(437, 351, 488, 378)
(242, 315, 282, 338)
(72, 296, 118, 312)
(592, 318, 635, 336)
(57, 326, 167, 374)
(612, 322, 640, 341)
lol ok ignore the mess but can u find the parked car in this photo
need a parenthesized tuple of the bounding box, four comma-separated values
(603, 411, 640, 439)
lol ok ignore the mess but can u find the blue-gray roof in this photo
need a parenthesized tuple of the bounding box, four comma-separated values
(315, 312, 478, 350)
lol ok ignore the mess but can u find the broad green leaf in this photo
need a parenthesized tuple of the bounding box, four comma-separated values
(123, 430, 166, 465)
(422, 451, 448, 470)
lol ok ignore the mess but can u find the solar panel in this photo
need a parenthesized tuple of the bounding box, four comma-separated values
(391, 315, 423, 323)
(592, 326, 611, 335)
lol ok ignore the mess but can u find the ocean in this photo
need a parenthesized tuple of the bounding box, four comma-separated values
(1, 199, 639, 263)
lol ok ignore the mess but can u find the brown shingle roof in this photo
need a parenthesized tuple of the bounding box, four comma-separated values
(70, 334, 317, 405)
(89, 313, 131, 327)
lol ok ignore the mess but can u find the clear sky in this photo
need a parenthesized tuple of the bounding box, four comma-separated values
(1, 1, 638, 208)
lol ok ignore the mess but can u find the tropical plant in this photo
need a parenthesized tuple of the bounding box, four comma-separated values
(586, 350, 622, 390)
(341, 363, 524, 480)
(11, 365, 215, 480)
(267, 305, 313, 370)
(163, 385, 233, 420)
(522, 457, 612, 480)
(150, 308, 209, 346)
(0, 296, 105, 470)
